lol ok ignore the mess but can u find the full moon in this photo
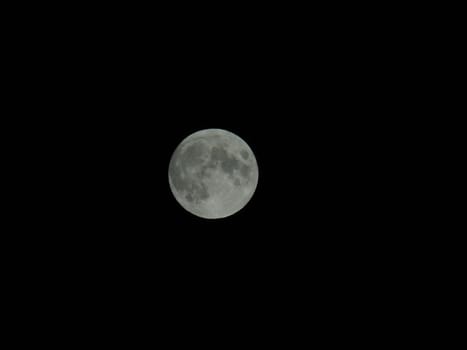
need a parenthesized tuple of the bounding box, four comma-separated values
(168, 129, 259, 219)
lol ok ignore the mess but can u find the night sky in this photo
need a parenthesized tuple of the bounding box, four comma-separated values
(14, 5, 411, 341)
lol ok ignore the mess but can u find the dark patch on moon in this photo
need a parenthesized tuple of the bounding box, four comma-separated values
(221, 156, 240, 174)
(197, 150, 218, 179)
(197, 183, 210, 201)
(181, 141, 205, 168)
(240, 164, 251, 178)
(210, 146, 241, 175)
(240, 149, 249, 160)
(181, 178, 210, 204)
(210, 146, 228, 162)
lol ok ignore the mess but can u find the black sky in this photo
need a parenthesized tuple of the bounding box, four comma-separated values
(26, 8, 400, 268)
(15, 7, 412, 338)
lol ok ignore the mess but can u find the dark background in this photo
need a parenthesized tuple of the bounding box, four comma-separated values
(9, 4, 421, 343)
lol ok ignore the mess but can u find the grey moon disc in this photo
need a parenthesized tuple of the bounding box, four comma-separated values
(168, 129, 258, 219)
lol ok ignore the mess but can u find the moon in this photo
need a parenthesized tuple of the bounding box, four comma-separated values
(168, 129, 259, 219)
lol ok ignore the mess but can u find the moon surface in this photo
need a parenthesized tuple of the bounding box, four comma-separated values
(168, 129, 258, 219)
